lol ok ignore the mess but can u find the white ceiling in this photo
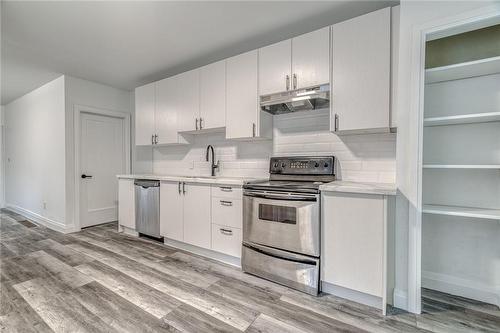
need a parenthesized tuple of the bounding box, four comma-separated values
(1, 1, 397, 105)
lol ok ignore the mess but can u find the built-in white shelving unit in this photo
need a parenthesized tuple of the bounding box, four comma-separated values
(425, 55, 500, 83)
(423, 204, 500, 220)
(422, 33, 500, 307)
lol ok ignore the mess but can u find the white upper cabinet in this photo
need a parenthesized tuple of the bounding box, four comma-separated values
(292, 27, 330, 89)
(259, 39, 292, 95)
(258, 28, 329, 95)
(226, 50, 272, 139)
(175, 69, 200, 133)
(135, 83, 155, 146)
(199, 60, 226, 129)
(156, 77, 184, 144)
(331, 7, 391, 134)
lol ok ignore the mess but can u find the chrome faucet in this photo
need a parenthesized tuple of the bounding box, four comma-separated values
(206, 145, 220, 177)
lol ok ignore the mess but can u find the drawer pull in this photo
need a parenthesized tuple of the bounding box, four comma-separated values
(220, 228, 233, 236)
(220, 200, 233, 206)
(219, 187, 233, 192)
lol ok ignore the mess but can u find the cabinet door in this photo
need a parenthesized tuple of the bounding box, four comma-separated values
(118, 179, 135, 229)
(259, 39, 292, 95)
(200, 60, 226, 129)
(322, 192, 385, 297)
(176, 69, 200, 132)
(160, 181, 184, 241)
(135, 83, 155, 146)
(156, 77, 180, 144)
(331, 7, 390, 133)
(183, 183, 211, 249)
(226, 50, 259, 139)
(292, 27, 330, 89)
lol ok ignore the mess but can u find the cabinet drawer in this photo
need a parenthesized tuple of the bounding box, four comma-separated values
(211, 198, 242, 229)
(211, 224, 242, 258)
(211, 185, 242, 199)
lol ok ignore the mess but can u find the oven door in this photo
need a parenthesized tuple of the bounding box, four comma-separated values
(243, 190, 320, 257)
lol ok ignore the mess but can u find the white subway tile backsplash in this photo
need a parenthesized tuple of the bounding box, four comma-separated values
(152, 110, 396, 183)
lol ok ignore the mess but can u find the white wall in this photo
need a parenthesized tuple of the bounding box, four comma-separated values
(4, 76, 67, 229)
(0, 105, 5, 208)
(64, 75, 134, 229)
(395, 0, 500, 312)
(153, 109, 397, 183)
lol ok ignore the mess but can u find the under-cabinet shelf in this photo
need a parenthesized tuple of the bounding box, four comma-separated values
(423, 204, 500, 220)
(423, 164, 500, 169)
(425, 56, 500, 84)
(423, 112, 500, 127)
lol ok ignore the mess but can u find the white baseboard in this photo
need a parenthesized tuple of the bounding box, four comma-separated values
(164, 237, 241, 268)
(5, 204, 77, 234)
(422, 270, 500, 307)
(321, 281, 383, 310)
(393, 288, 408, 310)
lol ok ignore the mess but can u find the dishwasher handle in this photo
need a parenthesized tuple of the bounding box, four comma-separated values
(134, 180, 160, 188)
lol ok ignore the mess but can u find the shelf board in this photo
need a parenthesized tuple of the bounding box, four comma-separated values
(423, 164, 500, 169)
(423, 204, 500, 220)
(425, 56, 500, 84)
(424, 112, 500, 127)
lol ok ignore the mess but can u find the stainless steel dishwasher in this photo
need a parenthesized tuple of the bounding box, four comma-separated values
(134, 180, 161, 238)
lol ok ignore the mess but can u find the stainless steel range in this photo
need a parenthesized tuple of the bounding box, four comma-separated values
(242, 156, 335, 295)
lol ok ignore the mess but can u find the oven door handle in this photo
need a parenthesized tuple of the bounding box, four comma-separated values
(243, 243, 318, 265)
(244, 192, 317, 202)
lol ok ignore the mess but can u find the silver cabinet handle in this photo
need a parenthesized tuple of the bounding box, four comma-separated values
(220, 228, 233, 236)
(220, 200, 233, 206)
(252, 123, 256, 137)
(199, 118, 203, 130)
(178, 182, 182, 195)
(182, 182, 186, 194)
(151, 135, 154, 145)
(196, 118, 199, 130)
(293, 73, 297, 89)
(286, 75, 290, 91)
(220, 187, 232, 192)
(334, 114, 339, 132)
(155, 134, 158, 144)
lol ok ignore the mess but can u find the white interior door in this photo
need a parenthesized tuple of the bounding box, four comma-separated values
(80, 112, 126, 228)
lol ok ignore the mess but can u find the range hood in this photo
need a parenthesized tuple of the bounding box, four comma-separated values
(260, 84, 330, 115)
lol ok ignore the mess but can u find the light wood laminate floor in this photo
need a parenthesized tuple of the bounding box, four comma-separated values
(1, 210, 499, 333)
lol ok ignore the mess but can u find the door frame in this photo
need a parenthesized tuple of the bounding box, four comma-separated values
(73, 104, 131, 231)
(406, 5, 500, 314)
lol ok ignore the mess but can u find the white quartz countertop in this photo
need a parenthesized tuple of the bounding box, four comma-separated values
(117, 174, 267, 186)
(319, 181, 397, 196)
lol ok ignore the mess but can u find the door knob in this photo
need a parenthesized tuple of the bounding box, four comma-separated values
(81, 174, 93, 179)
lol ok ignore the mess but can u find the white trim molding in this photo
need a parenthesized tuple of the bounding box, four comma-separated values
(321, 281, 384, 311)
(423, 271, 500, 308)
(6, 204, 79, 234)
(163, 237, 241, 268)
(73, 104, 131, 231)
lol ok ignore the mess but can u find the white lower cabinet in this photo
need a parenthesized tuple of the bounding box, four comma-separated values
(118, 179, 135, 230)
(160, 181, 211, 248)
(159, 182, 244, 258)
(211, 224, 242, 258)
(322, 192, 385, 297)
(183, 183, 211, 249)
(321, 191, 395, 314)
(211, 197, 242, 229)
(160, 181, 184, 242)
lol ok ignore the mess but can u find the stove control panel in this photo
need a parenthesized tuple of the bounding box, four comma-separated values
(270, 156, 335, 175)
